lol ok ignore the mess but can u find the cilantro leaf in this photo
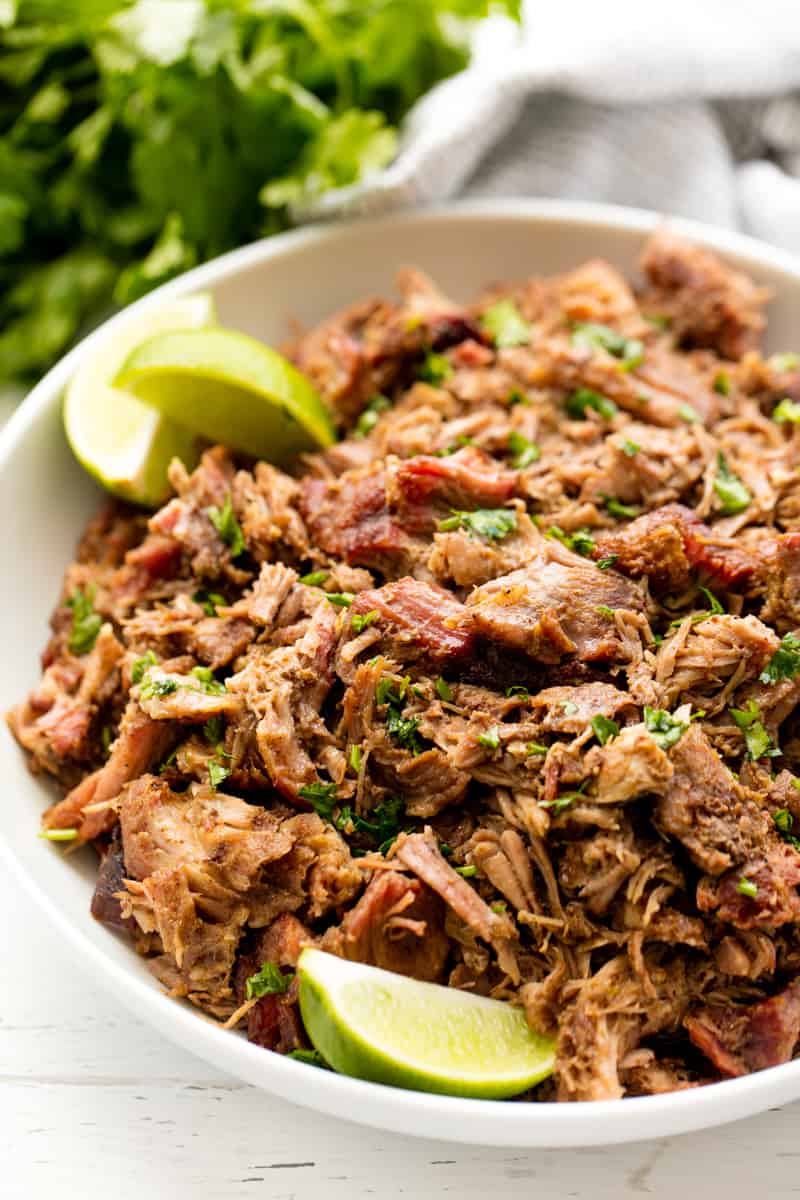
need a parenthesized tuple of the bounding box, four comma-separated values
(354, 394, 391, 438)
(644, 707, 689, 751)
(245, 962, 293, 1000)
(351, 609, 379, 634)
(713, 452, 751, 516)
(508, 429, 540, 468)
(480, 299, 532, 349)
(418, 351, 452, 385)
(546, 525, 595, 556)
(66, 586, 102, 655)
(207, 494, 245, 558)
(207, 759, 231, 790)
(730, 700, 780, 761)
(760, 632, 800, 684)
(773, 398, 800, 425)
(298, 779, 338, 821)
(571, 322, 644, 369)
(565, 388, 618, 421)
(131, 649, 158, 685)
(591, 714, 619, 745)
(478, 724, 501, 750)
(437, 508, 517, 541)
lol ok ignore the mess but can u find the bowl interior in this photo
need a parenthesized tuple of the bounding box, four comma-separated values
(3, 202, 800, 1147)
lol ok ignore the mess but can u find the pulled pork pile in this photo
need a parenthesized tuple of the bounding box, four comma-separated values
(14, 231, 800, 1101)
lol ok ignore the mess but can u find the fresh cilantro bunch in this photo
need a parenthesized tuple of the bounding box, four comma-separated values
(0, 0, 520, 382)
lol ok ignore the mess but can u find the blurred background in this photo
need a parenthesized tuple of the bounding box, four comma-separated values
(1, 0, 799, 410)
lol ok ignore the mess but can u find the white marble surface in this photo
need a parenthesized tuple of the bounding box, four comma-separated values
(1, 862, 799, 1198)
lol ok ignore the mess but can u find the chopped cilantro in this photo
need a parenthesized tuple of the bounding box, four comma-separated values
(621, 438, 640, 457)
(677, 403, 702, 425)
(208, 759, 231, 790)
(481, 299, 532, 348)
(339, 796, 405, 854)
(571, 322, 644, 370)
(298, 779, 338, 821)
(131, 650, 158, 685)
(190, 666, 226, 695)
(540, 783, 587, 815)
(192, 589, 225, 617)
(508, 429, 540, 468)
(591, 714, 619, 745)
(760, 632, 800, 684)
(596, 604, 615, 619)
(203, 716, 225, 745)
(526, 742, 548, 756)
(325, 592, 355, 607)
(435, 677, 453, 702)
(455, 864, 477, 878)
(245, 962, 293, 1000)
(139, 675, 179, 701)
(772, 398, 800, 424)
(713, 371, 730, 395)
(385, 705, 423, 755)
(602, 495, 639, 519)
(437, 508, 517, 541)
(376, 675, 409, 706)
(298, 570, 329, 587)
(772, 353, 799, 372)
(737, 877, 758, 900)
(773, 810, 800, 852)
(713, 452, 751, 516)
(418, 351, 453, 385)
(206, 494, 245, 558)
(546, 525, 595, 556)
(596, 554, 618, 570)
(506, 686, 529, 699)
(351, 609, 379, 634)
(644, 706, 689, 751)
(478, 724, 501, 751)
(697, 585, 724, 616)
(566, 388, 618, 421)
(66, 586, 102, 655)
(39, 827, 78, 842)
(348, 744, 362, 774)
(730, 700, 779, 761)
(508, 388, 530, 406)
(354, 394, 391, 438)
(491, 900, 508, 914)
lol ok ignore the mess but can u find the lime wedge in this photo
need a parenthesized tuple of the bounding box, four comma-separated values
(64, 294, 214, 507)
(297, 948, 556, 1099)
(114, 328, 336, 461)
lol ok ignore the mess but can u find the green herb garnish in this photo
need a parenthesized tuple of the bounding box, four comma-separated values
(418, 351, 453, 385)
(351, 609, 379, 633)
(298, 779, 338, 821)
(203, 715, 225, 745)
(299, 570, 329, 587)
(139, 675, 180, 701)
(455, 865, 477, 878)
(546, 525, 595, 556)
(325, 592, 355, 607)
(506, 686, 529, 699)
(207, 494, 245, 558)
(730, 700, 779, 761)
(621, 439, 640, 457)
(571, 322, 644, 370)
(190, 665, 226, 695)
(596, 604, 615, 619)
(644, 706, 689, 751)
(354, 394, 391, 438)
(526, 742, 548, 756)
(348, 744, 362, 774)
(760, 632, 800, 684)
(435, 677, 453, 702)
(508, 429, 540, 468)
(773, 398, 800, 424)
(208, 759, 231, 790)
(677, 403, 702, 425)
(478, 725, 501, 751)
(566, 388, 618, 421)
(596, 554, 618, 570)
(66, 586, 102, 655)
(39, 827, 78, 842)
(131, 649, 158, 685)
(602, 495, 639, 519)
(590, 714, 619, 745)
(437, 508, 517, 541)
(737, 877, 758, 900)
(246, 962, 293, 1000)
(713, 452, 751, 516)
(481, 299, 532, 349)
(713, 371, 730, 395)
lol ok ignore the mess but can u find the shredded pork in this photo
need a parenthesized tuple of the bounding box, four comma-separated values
(12, 230, 800, 1102)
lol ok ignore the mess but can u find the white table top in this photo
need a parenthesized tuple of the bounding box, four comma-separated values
(2, 859, 798, 1199)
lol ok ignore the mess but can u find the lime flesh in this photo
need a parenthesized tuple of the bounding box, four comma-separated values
(64, 294, 214, 507)
(114, 327, 336, 461)
(297, 948, 556, 1099)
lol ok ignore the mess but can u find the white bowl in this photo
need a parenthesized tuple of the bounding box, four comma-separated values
(3, 200, 800, 1149)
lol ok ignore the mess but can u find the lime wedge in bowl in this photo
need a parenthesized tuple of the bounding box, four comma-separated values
(297, 948, 556, 1099)
(114, 327, 336, 461)
(64, 293, 214, 507)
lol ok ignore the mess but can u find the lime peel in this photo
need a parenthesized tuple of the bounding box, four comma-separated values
(114, 327, 336, 461)
(297, 948, 556, 1099)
